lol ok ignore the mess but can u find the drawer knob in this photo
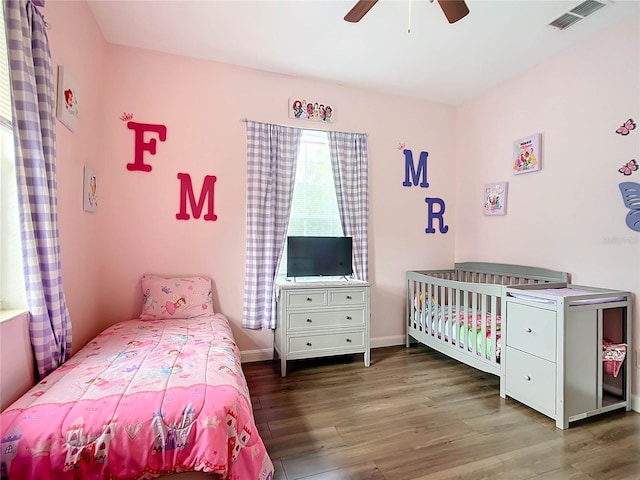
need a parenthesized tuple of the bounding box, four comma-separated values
(525, 327, 532, 333)
(346, 295, 352, 300)
(306, 318, 312, 323)
(524, 375, 531, 381)
(306, 297, 313, 302)
(346, 316, 352, 320)
(306, 342, 312, 347)
(346, 338, 352, 343)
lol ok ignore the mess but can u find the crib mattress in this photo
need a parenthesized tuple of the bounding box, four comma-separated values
(411, 306, 501, 361)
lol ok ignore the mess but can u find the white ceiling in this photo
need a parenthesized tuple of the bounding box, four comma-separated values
(86, 0, 640, 105)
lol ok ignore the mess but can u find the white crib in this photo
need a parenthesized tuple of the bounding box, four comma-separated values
(405, 262, 569, 379)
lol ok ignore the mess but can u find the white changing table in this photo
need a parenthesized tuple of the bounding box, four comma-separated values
(502, 283, 632, 429)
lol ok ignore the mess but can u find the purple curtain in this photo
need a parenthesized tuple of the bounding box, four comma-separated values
(5, 0, 72, 378)
(243, 121, 302, 329)
(327, 131, 369, 281)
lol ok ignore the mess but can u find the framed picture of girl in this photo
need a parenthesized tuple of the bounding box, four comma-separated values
(56, 66, 79, 132)
(83, 166, 98, 212)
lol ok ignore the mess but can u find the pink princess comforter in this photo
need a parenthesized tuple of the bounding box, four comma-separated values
(0, 315, 274, 480)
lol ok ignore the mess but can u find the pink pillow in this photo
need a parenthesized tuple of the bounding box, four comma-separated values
(140, 275, 213, 320)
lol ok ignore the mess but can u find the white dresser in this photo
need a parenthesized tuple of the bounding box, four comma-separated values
(274, 279, 370, 377)
(502, 284, 631, 429)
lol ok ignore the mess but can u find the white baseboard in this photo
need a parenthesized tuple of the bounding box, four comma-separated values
(240, 336, 408, 363)
(631, 393, 640, 413)
(370, 335, 405, 349)
(240, 349, 273, 363)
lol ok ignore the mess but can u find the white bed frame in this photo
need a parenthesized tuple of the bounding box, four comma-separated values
(405, 262, 569, 379)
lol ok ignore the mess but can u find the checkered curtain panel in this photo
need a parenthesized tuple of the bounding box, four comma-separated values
(6, 0, 72, 378)
(327, 131, 369, 282)
(243, 121, 302, 329)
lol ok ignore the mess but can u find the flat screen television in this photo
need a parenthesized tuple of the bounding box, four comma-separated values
(286, 236, 353, 278)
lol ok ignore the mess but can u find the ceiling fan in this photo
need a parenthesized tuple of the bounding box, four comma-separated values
(344, 0, 470, 24)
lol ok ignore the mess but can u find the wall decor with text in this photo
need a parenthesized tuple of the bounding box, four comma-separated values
(513, 133, 541, 174)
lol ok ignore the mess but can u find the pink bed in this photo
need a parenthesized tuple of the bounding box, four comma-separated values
(0, 314, 273, 480)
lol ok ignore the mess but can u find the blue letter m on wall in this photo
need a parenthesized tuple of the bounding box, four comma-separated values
(402, 149, 429, 188)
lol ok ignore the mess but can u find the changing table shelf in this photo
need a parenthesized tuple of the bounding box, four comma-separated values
(502, 283, 632, 429)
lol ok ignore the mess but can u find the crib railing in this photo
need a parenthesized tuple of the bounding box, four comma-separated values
(406, 263, 569, 377)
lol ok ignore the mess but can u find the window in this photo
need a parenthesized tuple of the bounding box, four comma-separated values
(0, 3, 26, 311)
(277, 129, 343, 276)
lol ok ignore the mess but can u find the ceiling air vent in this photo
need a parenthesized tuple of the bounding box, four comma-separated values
(548, 0, 608, 30)
(570, 0, 607, 17)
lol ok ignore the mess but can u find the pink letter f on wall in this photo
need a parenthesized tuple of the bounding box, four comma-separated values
(126, 121, 167, 172)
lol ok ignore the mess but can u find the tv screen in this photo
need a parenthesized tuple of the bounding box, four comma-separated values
(287, 236, 353, 278)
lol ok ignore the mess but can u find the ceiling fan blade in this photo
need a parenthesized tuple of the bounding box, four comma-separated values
(344, 0, 379, 23)
(437, 0, 469, 24)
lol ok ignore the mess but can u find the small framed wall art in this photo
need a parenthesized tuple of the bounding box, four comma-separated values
(513, 133, 541, 174)
(483, 182, 508, 216)
(288, 98, 334, 123)
(56, 66, 79, 132)
(83, 166, 98, 212)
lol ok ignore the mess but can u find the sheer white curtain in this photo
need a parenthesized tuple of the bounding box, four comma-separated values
(328, 131, 369, 281)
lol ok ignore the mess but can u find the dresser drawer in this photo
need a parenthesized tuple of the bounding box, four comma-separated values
(288, 330, 365, 354)
(505, 346, 556, 418)
(506, 302, 556, 361)
(286, 290, 327, 308)
(328, 287, 367, 306)
(288, 308, 365, 330)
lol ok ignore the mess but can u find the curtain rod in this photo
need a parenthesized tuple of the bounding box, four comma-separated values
(239, 118, 366, 137)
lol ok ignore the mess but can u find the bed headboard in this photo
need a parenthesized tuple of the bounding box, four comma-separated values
(453, 262, 570, 285)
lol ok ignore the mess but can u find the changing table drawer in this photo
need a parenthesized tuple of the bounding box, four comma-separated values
(506, 302, 556, 361)
(505, 346, 556, 418)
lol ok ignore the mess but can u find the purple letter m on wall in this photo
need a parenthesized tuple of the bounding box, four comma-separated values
(402, 149, 429, 188)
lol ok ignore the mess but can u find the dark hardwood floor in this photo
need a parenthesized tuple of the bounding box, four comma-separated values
(242, 345, 640, 480)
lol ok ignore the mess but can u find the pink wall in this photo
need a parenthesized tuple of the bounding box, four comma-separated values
(455, 15, 640, 397)
(96, 46, 457, 354)
(38, 1, 457, 358)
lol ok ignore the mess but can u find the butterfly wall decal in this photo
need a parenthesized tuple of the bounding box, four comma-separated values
(616, 118, 636, 136)
(619, 159, 638, 176)
(619, 182, 640, 232)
